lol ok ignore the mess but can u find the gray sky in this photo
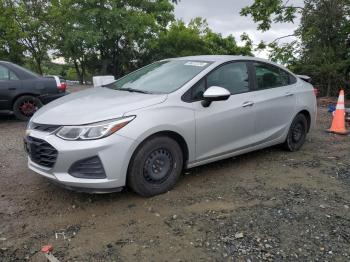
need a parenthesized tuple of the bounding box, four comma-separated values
(174, 0, 303, 58)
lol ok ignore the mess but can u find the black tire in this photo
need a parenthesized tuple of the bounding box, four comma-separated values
(284, 114, 308, 152)
(13, 95, 42, 121)
(127, 136, 183, 197)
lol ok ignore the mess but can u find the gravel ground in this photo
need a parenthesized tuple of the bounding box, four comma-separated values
(0, 88, 349, 261)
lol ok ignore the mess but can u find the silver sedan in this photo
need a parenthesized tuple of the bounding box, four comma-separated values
(25, 56, 317, 196)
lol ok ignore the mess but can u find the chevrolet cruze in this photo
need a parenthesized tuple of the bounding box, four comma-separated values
(25, 56, 316, 197)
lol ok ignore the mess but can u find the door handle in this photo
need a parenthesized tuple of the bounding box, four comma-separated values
(242, 101, 254, 107)
(285, 92, 294, 97)
(8, 87, 16, 90)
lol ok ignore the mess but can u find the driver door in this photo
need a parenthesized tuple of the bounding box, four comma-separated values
(192, 61, 256, 162)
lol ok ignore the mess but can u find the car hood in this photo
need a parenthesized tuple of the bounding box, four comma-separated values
(32, 87, 167, 125)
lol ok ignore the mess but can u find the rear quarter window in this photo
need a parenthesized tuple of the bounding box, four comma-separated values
(254, 62, 296, 90)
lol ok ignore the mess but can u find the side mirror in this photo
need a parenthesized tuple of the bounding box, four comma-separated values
(202, 86, 230, 107)
(93, 75, 115, 88)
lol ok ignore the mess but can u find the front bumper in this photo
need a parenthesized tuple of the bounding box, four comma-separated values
(26, 129, 138, 192)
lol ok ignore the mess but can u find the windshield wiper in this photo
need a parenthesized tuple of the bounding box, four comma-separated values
(117, 87, 152, 94)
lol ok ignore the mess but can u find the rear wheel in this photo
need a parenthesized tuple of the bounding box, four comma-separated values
(127, 136, 183, 197)
(13, 95, 42, 121)
(284, 114, 308, 152)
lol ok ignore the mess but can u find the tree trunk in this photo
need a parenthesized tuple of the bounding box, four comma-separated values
(326, 78, 332, 97)
(112, 59, 118, 78)
(34, 57, 43, 75)
(81, 64, 86, 85)
(100, 58, 109, 75)
(74, 60, 84, 85)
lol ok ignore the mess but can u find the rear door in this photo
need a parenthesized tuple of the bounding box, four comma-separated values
(192, 61, 256, 162)
(0, 64, 21, 110)
(250, 61, 297, 144)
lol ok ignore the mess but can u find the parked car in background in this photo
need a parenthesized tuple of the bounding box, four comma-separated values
(44, 75, 67, 91)
(25, 55, 316, 197)
(0, 61, 67, 120)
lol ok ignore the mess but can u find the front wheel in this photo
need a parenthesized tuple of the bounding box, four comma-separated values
(127, 136, 183, 197)
(13, 95, 42, 121)
(284, 114, 308, 152)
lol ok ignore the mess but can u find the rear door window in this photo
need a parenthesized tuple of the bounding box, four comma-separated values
(254, 62, 292, 90)
(0, 65, 19, 80)
(0, 65, 9, 80)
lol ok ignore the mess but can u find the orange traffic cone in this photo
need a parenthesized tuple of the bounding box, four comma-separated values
(327, 89, 349, 135)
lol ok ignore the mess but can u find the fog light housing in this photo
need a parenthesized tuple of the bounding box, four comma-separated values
(68, 156, 106, 179)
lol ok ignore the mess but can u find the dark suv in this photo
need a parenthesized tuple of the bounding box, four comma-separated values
(0, 61, 67, 120)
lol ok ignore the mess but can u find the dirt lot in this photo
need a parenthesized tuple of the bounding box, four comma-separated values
(0, 89, 350, 261)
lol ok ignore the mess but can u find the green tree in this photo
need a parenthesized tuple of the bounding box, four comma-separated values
(241, 0, 350, 96)
(50, 0, 98, 83)
(145, 18, 252, 63)
(0, 2, 25, 64)
(145, 20, 208, 61)
(0, 0, 54, 74)
(240, 0, 303, 32)
(51, 0, 175, 81)
(297, 0, 350, 96)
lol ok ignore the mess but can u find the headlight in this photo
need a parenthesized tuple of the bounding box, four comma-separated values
(56, 116, 135, 140)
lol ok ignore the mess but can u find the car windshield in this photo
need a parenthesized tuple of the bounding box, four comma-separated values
(105, 60, 212, 94)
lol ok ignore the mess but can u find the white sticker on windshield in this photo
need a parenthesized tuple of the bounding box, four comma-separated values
(184, 61, 208, 67)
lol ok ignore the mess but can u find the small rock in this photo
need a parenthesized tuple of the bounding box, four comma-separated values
(235, 232, 244, 239)
(344, 205, 349, 209)
(155, 213, 160, 217)
(319, 204, 326, 209)
(0, 237, 6, 241)
(172, 215, 177, 220)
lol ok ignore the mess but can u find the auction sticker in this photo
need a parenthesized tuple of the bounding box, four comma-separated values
(184, 61, 208, 67)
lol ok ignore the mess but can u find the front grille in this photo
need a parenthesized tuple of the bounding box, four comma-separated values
(68, 156, 106, 179)
(24, 136, 58, 168)
(31, 123, 60, 133)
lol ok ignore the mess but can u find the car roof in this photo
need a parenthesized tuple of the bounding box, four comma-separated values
(0, 60, 15, 65)
(0, 60, 41, 79)
(169, 55, 294, 74)
(171, 55, 264, 62)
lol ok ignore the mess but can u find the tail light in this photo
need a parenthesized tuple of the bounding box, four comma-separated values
(58, 82, 67, 92)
